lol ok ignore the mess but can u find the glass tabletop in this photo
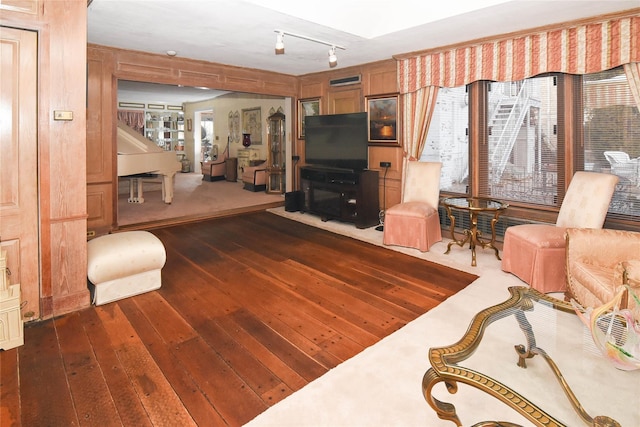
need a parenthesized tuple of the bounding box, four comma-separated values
(442, 196, 508, 211)
(426, 287, 640, 426)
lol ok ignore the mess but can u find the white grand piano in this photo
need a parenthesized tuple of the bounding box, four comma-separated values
(117, 121, 181, 204)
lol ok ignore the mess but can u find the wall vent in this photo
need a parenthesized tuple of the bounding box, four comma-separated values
(329, 75, 361, 86)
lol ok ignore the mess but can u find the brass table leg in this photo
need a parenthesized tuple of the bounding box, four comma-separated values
(444, 205, 471, 258)
(443, 200, 506, 266)
(422, 368, 462, 426)
(468, 211, 479, 266)
(471, 210, 503, 264)
(444, 209, 486, 267)
(514, 308, 622, 427)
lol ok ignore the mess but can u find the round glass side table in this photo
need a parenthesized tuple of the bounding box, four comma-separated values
(441, 196, 508, 266)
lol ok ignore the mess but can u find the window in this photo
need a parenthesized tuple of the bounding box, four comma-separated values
(481, 76, 560, 207)
(582, 67, 640, 219)
(419, 67, 639, 226)
(421, 86, 469, 194)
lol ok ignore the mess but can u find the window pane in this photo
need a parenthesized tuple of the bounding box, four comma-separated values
(421, 86, 469, 194)
(583, 67, 640, 219)
(485, 76, 559, 206)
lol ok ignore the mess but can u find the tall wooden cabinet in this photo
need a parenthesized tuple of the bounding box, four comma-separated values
(266, 111, 286, 193)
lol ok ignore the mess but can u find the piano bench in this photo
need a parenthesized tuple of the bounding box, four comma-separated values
(87, 231, 166, 306)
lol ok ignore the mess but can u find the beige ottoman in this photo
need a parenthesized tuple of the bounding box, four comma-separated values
(87, 231, 166, 305)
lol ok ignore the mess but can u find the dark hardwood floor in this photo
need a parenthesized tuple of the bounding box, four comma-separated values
(0, 212, 477, 426)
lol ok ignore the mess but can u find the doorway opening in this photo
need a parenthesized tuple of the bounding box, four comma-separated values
(115, 81, 288, 229)
(194, 110, 214, 173)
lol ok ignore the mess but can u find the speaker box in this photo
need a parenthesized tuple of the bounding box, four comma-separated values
(285, 191, 304, 212)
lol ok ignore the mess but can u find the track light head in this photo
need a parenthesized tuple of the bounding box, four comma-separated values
(328, 46, 337, 68)
(274, 30, 344, 68)
(275, 32, 285, 55)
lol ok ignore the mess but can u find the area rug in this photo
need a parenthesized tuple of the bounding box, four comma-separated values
(117, 173, 283, 226)
(245, 208, 607, 427)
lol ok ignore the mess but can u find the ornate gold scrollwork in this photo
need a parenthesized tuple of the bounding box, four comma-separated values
(423, 287, 622, 427)
(422, 368, 462, 426)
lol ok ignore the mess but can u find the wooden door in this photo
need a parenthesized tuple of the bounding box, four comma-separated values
(0, 27, 40, 319)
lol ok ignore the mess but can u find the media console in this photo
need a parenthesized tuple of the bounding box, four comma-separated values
(300, 166, 379, 229)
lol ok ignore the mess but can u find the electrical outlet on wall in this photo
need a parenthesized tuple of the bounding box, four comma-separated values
(380, 161, 391, 168)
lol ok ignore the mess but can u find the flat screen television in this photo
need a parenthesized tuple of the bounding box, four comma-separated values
(304, 112, 368, 171)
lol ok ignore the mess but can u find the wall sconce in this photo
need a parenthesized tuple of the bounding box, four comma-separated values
(274, 29, 345, 68)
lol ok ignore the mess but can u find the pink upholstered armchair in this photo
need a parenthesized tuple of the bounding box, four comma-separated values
(566, 228, 640, 308)
(501, 171, 619, 293)
(201, 145, 229, 182)
(383, 161, 442, 252)
(242, 161, 267, 191)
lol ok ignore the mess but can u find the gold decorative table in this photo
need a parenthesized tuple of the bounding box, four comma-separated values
(442, 197, 508, 266)
(423, 286, 640, 427)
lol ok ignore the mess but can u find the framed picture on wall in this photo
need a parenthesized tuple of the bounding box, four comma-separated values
(366, 94, 399, 144)
(298, 98, 320, 139)
(242, 107, 262, 145)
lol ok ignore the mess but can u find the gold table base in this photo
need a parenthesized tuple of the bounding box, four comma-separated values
(443, 197, 507, 266)
(423, 287, 624, 427)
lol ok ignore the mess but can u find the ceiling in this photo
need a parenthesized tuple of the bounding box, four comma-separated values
(89, 0, 639, 105)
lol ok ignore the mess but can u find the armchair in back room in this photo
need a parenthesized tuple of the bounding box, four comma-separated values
(201, 145, 229, 181)
(242, 160, 267, 192)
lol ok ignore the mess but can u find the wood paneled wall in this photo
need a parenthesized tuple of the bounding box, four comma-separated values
(86, 45, 299, 235)
(297, 60, 403, 208)
(2, 2, 404, 320)
(1, 0, 90, 318)
(87, 47, 404, 235)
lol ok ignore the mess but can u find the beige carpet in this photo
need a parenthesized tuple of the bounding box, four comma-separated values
(117, 173, 283, 226)
(245, 208, 638, 427)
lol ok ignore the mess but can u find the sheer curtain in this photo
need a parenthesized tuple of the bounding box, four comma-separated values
(624, 62, 640, 110)
(401, 86, 439, 166)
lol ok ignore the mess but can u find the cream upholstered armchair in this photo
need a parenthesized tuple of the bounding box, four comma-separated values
(501, 171, 619, 293)
(566, 228, 640, 308)
(201, 145, 229, 182)
(383, 161, 442, 252)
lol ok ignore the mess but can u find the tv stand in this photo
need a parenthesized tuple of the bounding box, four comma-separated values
(301, 166, 379, 229)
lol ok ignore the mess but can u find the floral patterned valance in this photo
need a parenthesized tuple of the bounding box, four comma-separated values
(398, 13, 640, 93)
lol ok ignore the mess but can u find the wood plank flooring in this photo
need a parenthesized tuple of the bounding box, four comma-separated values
(0, 212, 478, 426)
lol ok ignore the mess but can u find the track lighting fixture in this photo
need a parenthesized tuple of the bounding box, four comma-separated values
(274, 29, 345, 68)
(328, 46, 337, 68)
(275, 32, 285, 55)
